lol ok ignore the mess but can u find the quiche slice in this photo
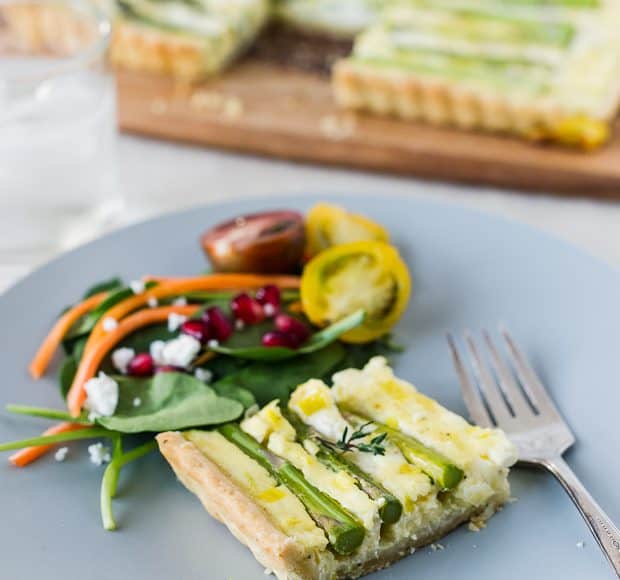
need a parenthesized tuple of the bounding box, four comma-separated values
(333, 0, 620, 149)
(109, 0, 269, 80)
(157, 357, 516, 580)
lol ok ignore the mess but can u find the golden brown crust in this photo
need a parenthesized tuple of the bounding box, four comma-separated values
(332, 59, 619, 147)
(0, 3, 98, 56)
(109, 20, 208, 81)
(156, 432, 322, 580)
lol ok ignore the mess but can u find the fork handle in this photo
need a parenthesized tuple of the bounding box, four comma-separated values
(543, 456, 620, 577)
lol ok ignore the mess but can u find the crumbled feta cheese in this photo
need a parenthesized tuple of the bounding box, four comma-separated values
(133, 397, 142, 407)
(263, 569, 273, 576)
(263, 304, 276, 317)
(194, 368, 213, 383)
(168, 312, 188, 332)
(235, 319, 245, 330)
(162, 335, 201, 368)
(54, 447, 69, 462)
(102, 317, 118, 332)
(172, 296, 188, 307)
(111, 347, 135, 374)
(84, 372, 119, 417)
(207, 339, 219, 349)
(375, 497, 386, 508)
(129, 280, 146, 294)
(576, 541, 585, 548)
(147, 296, 159, 308)
(150, 340, 166, 365)
(88, 442, 111, 466)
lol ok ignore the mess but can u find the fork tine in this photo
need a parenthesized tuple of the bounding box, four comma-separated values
(483, 330, 534, 418)
(464, 332, 513, 424)
(501, 329, 560, 419)
(447, 333, 493, 428)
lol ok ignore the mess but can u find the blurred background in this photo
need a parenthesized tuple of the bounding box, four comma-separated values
(1, 0, 619, 292)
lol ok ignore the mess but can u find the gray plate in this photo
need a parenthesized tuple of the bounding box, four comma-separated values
(1, 194, 618, 580)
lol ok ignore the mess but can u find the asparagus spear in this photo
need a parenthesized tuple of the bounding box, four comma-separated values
(282, 410, 403, 525)
(218, 423, 365, 555)
(342, 412, 464, 491)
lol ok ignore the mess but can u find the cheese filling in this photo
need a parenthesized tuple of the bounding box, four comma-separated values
(186, 429, 327, 550)
(289, 379, 432, 506)
(243, 402, 381, 534)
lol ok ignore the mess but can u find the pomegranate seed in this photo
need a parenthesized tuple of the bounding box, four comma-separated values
(202, 306, 233, 342)
(180, 319, 211, 344)
(275, 314, 310, 346)
(231, 293, 265, 324)
(256, 285, 281, 310)
(127, 353, 154, 377)
(261, 331, 296, 348)
(155, 364, 185, 374)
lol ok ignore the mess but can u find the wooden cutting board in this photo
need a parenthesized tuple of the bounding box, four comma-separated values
(117, 60, 620, 199)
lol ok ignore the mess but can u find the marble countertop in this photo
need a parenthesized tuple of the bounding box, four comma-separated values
(1, 134, 619, 291)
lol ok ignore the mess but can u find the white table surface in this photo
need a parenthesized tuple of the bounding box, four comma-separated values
(1, 133, 619, 292)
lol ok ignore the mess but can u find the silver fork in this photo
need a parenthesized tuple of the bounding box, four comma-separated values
(448, 328, 620, 578)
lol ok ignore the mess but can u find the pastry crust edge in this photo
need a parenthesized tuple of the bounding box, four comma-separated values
(109, 19, 211, 81)
(332, 59, 620, 147)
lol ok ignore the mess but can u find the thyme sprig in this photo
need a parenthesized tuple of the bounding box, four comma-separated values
(318, 422, 387, 456)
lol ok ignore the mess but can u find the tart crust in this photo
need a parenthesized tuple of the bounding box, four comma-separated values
(109, 20, 210, 81)
(333, 59, 620, 149)
(157, 431, 507, 580)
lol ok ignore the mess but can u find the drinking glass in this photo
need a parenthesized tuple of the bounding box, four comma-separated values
(0, 0, 122, 269)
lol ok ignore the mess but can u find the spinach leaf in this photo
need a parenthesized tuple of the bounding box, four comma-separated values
(210, 382, 256, 409)
(58, 355, 78, 400)
(97, 372, 243, 433)
(58, 277, 124, 320)
(71, 336, 89, 360)
(212, 343, 347, 407)
(211, 310, 366, 361)
(64, 281, 158, 347)
(192, 356, 255, 407)
(330, 340, 395, 377)
(83, 277, 124, 298)
(200, 354, 249, 378)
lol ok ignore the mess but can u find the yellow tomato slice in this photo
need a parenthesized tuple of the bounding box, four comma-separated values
(305, 203, 389, 257)
(301, 241, 411, 343)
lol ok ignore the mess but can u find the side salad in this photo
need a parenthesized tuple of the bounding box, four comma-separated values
(0, 203, 411, 531)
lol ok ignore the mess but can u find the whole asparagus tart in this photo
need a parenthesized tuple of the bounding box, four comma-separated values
(333, 0, 620, 149)
(158, 357, 517, 580)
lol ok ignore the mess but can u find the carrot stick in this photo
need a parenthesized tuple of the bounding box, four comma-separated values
(86, 274, 300, 347)
(28, 292, 107, 379)
(143, 274, 301, 286)
(9, 422, 90, 467)
(67, 305, 199, 417)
